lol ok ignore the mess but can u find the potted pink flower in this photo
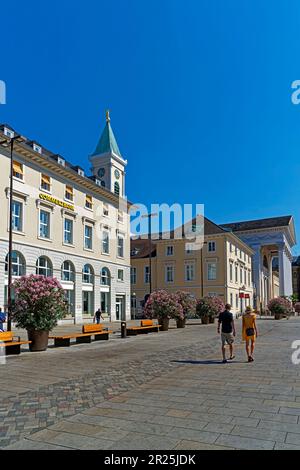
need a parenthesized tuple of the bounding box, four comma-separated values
(144, 290, 183, 331)
(196, 296, 225, 325)
(175, 291, 197, 328)
(12, 275, 68, 351)
(267, 297, 293, 320)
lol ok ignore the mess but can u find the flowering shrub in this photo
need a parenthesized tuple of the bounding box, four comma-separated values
(144, 290, 183, 320)
(175, 291, 197, 319)
(12, 275, 68, 331)
(267, 297, 293, 317)
(196, 296, 225, 318)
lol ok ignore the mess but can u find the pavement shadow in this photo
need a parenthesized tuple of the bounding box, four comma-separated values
(172, 359, 245, 365)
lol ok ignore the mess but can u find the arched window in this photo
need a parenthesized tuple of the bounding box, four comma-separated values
(61, 261, 75, 282)
(5, 251, 26, 276)
(36, 256, 53, 277)
(101, 267, 110, 286)
(82, 264, 94, 284)
(114, 181, 120, 196)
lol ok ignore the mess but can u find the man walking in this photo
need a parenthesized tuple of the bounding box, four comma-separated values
(93, 307, 104, 324)
(218, 303, 236, 363)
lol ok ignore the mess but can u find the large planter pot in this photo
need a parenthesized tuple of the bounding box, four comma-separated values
(209, 316, 215, 324)
(176, 318, 186, 329)
(201, 316, 209, 325)
(274, 313, 282, 320)
(27, 329, 49, 351)
(160, 318, 170, 331)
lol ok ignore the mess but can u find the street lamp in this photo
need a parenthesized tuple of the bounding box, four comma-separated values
(141, 213, 158, 295)
(0, 133, 26, 331)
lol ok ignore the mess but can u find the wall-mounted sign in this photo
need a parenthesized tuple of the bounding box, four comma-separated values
(39, 193, 74, 211)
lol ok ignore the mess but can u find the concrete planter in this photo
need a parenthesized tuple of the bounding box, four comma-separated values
(176, 318, 186, 328)
(160, 318, 170, 331)
(27, 329, 49, 351)
(201, 316, 209, 325)
(274, 313, 283, 320)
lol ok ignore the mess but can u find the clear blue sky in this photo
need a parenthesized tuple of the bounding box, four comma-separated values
(1, 0, 300, 253)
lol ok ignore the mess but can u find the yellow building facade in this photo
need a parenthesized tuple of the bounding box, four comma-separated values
(131, 217, 254, 318)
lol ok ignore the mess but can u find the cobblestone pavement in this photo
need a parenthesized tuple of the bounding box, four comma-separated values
(2, 317, 300, 450)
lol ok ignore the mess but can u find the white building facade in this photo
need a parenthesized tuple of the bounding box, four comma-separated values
(0, 114, 131, 323)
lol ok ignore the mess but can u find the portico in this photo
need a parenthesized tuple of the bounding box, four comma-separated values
(221, 216, 296, 312)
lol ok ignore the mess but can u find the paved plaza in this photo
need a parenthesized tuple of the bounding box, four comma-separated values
(2, 317, 300, 450)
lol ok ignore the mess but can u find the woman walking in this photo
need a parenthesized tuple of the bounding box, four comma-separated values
(242, 306, 258, 362)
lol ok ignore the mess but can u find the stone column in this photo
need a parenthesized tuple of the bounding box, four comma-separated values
(269, 256, 274, 301)
(278, 243, 293, 297)
(251, 245, 262, 311)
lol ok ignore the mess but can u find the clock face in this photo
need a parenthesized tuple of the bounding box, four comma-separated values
(114, 169, 120, 179)
(98, 167, 105, 178)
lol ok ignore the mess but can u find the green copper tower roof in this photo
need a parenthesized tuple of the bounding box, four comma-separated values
(92, 110, 122, 157)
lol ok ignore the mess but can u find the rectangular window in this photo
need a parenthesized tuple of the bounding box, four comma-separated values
(85, 195, 93, 209)
(208, 263, 217, 280)
(131, 267, 137, 284)
(41, 174, 51, 192)
(166, 265, 174, 283)
(166, 246, 174, 256)
(118, 269, 124, 281)
(236, 294, 239, 308)
(248, 271, 251, 286)
(185, 263, 195, 281)
(235, 246, 238, 256)
(102, 230, 109, 254)
(240, 267, 243, 283)
(64, 218, 73, 244)
(230, 243, 233, 253)
(230, 263, 233, 282)
(39, 210, 50, 239)
(185, 243, 193, 254)
(65, 185, 74, 202)
(33, 143, 42, 154)
(12, 201, 23, 231)
(208, 241, 216, 252)
(144, 266, 150, 284)
(244, 268, 247, 285)
(118, 210, 124, 223)
(230, 293, 233, 306)
(84, 225, 92, 250)
(103, 203, 109, 216)
(117, 235, 124, 257)
(13, 161, 23, 180)
(235, 265, 238, 282)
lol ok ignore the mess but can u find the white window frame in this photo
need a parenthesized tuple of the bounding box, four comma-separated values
(185, 263, 195, 281)
(33, 143, 42, 154)
(39, 209, 51, 239)
(229, 262, 233, 282)
(36, 256, 52, 276)
(64, 218, 73, 245)
(166, 245, 174, 256)
(117, 235, 124, 258)
(102, 230, 110, 254)
(207, 262, 217, 281)
(208, 241, 216, 252)
(84, 225, 93, 250)
(65, 185, 74, 202)
(12, 200, 23, 232)
(131, 267, 137, 284)
(103, 203, 109, 217)
(40, 173, 51, 193)
(165, 265, 174, 283)
(144, 266, 150, 284)
(117, 269, 124, 282)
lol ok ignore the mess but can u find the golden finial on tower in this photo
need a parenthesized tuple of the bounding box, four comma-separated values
(106, 109, 110, 122)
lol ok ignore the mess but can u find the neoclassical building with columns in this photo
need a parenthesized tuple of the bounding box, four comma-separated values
(0, 112, 131, 324)
(221, 216, 296, 311)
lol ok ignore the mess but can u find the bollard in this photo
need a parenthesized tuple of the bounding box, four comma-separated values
(121, 321, 127, 338)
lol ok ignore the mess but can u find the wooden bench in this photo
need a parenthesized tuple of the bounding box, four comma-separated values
(126, 319, 161, 336)
(49, 324, 113, 347)
(0, 331, 31, 355)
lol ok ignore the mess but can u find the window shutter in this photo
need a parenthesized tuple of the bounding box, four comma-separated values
(13, 161, 23, 174)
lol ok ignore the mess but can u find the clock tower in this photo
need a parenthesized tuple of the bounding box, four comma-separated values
(89, 110, 127, 197)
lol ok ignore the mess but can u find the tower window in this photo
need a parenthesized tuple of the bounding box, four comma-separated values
(114, 181, 120, 196)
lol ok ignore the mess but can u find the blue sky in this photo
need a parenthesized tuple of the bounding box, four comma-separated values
(1, 0, 300, 252)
